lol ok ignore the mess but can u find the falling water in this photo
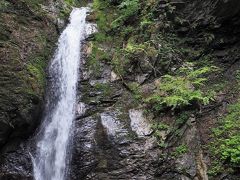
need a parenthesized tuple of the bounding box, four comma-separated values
(33, 8, 88, 180)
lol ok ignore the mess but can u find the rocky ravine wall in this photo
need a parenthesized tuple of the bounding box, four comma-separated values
(0, 0, 240, 179)
(70, 0, 240, 179)
(0, 0, 58, 150)
(69, 39, 162, 179)
(0, 0, 70, 179)
(173, 1, 240, 179)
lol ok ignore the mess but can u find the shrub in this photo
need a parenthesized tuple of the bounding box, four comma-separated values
(145, 63, 216, 110)
(93, 0, 114, 32)
(112, 0, 140, 28)
(111, 48, 129, 76)
(118, 0, 140, 18)
(124, 42, 157, 59)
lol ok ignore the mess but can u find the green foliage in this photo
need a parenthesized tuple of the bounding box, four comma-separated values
(125, 43, 145, 54)
(60, 8, 71, 19)
(140, 19, 153, 29)
(155, 34, 181, 70)
(145, 63, 216, 110)
(93, 0, 113, 31)
(22, 0, 44, 10)
(0, 0, 10, 10)
(152, 122, 169, 131)
(208, 161, 224, 176)
(91, 0, 181, 78)
(124, 41, 158, 59)
(173, 144, 188, 157)
(176, 112, 191, 126)
(219, 136, 240, 164)
(152, 122, 169, 147)
(110, 41, 158, 76)
(64, 0, 82, 7)
(235, 70, 240, 84)
(210, 102, 240, 169)
(128, 82, 141, 100)
(111, 48, 129, 76)
(87, 43, 102, 77)
(92, 0, 126, 78)
(112, 0, 140, 28)
(119, 0, 139, 16)
(94, 83, 111, 96)
(64, 0, 76, 6)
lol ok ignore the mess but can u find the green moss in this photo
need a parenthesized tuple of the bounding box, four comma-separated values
(87, 44, 102, 77)
(27, 63, 45, 88)
(111, 50, 129, 77)
(24, 32, 55, 95)
(0, 0, 59, 140)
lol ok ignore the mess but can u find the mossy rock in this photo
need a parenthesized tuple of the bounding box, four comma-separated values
(0, 0, 59, 149)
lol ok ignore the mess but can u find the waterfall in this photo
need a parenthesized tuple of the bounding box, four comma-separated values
(33, 8, 88, 180)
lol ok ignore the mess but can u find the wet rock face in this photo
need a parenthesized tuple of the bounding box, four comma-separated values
(70, 42, 161, 179)
(70, 116, 98, 179)
(0, 141, 33, 180)
(71, 109, 160, 179)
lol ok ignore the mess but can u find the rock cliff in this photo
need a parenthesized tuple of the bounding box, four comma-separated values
(0, 0, 240, 179)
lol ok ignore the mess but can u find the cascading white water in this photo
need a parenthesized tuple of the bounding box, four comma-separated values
(33, 8, 88, 180)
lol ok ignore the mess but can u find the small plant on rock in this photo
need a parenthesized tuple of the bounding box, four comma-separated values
(173, 144, 188, 157)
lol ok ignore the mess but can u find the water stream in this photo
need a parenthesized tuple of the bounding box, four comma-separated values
(33, 8, 88, 180)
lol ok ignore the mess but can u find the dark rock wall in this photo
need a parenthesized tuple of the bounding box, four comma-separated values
(0, 0, 59, 150)
(70, 42, 161, 180)
(172, 0, 240, 69)
(176, 0, 240, 33)
(73, 0, 240, 179)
